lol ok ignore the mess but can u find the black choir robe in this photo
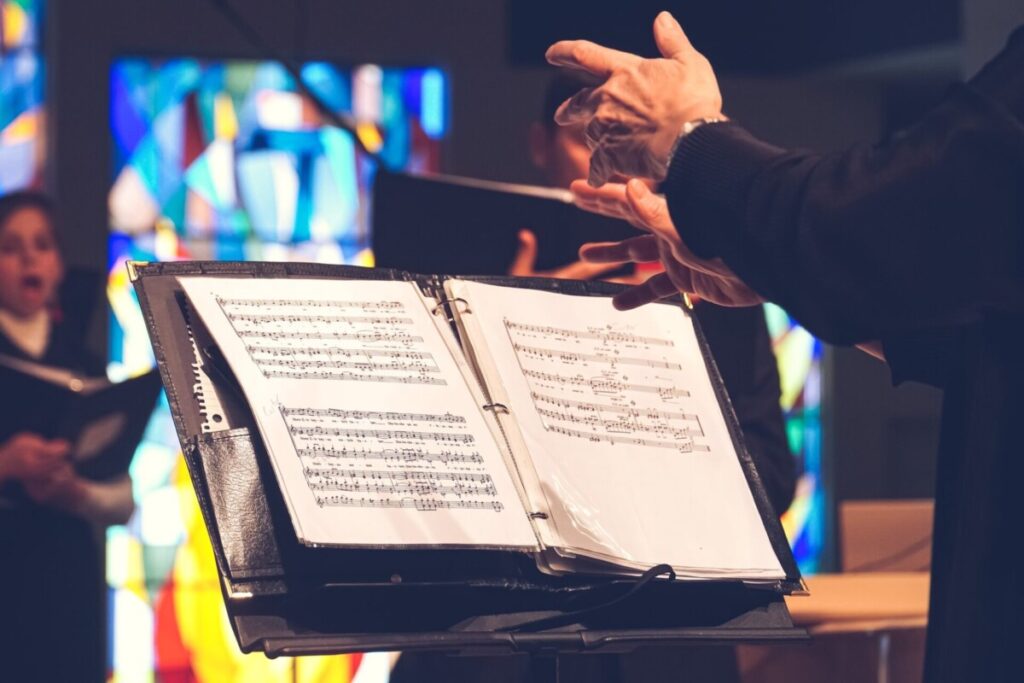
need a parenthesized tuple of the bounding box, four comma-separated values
(0, 322, 107, 683)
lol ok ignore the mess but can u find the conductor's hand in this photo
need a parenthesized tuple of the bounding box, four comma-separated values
(546, 12, 723, 186)
(0, 433, 70, 485)
(574, 179, 764, 309)
(508, 229, 621, 280)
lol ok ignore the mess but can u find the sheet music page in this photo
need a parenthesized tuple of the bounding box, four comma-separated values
(449, 280, 783, 578)
(179, 277, 537, 549)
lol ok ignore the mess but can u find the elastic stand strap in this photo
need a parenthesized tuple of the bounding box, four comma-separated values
(500, 563, 677, 633)
(431, 297, 470, 322)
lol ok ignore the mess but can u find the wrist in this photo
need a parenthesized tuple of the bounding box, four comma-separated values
(665, 115, 729, 174)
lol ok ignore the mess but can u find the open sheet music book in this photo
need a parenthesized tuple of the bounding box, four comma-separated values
(178, 274, 786, 582)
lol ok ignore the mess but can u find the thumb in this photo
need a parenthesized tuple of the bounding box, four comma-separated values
(509, 230, 538, 275)
(653, 11, 692, 60)
(625, 179, 674, 239)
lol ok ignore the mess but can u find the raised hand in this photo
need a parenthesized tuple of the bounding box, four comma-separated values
(546, 12, 723, 186)
(574, 179, 764, 309)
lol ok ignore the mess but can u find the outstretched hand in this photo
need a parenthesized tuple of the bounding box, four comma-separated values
(546, 12, 723, 186)
(574, 179, 764, 309)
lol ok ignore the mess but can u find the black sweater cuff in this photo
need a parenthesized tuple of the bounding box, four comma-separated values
(662, 121, 787, 261)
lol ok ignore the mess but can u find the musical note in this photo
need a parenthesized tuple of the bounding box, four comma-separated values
(505, 321, 675, 347)
(530, 392, 699, 422)
(303, 468, 498, 498)
(295, 446, 484, 466)
(281, 404, 502, 512)
(180, 277, 537, 548)
(510, 342, 683, 370)
(520, 369, 691, 399)
(282, 407, 466, 424)
(545, 423, 710, 452)
(314, 494, 504, 513)
(209, 296, 446, 385)
(217, 297, 405, 311)
(504, 315, 709, 453)
(289, 425, 476, 443)
(237, 329, 424, 345)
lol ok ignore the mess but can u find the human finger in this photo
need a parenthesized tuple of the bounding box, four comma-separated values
(624, 179, 675, 239)
(579, 235, 660, 264)
(588, 146, 615, 187)
(611, 272, 680, 310)
(571, 180, 630, 217)
(652, 11, 694, 61)
(508, 230, 539, 276)
(551, 259, 624, 280)
(553, 87, 599, 126)
(545, 40, 638, 79)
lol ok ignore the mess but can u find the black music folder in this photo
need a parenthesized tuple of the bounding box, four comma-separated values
(130, 259, 806, 659)
(0, 355, 161, 482)
(372, 170, 638, 277)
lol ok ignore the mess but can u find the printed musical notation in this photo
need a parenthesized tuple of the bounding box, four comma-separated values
(218, 297, 404, 311)
(511, 342, 683, 370)
(304, 468, 497, 498)
(312, 494, 504, 512)
(214, 296, 446, 385)
(505, 317, 710, 454)
(180, 277, 539, 547)
(505, 321, 675, 347)
(284, 406, 504, 513)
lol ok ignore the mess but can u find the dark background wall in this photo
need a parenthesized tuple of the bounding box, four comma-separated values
(43, 0, 1024, 568)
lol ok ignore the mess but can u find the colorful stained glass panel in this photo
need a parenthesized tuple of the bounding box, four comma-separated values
(108, 56, 447, 683)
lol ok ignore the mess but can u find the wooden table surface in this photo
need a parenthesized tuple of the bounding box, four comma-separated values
(785, 572, 930, 634)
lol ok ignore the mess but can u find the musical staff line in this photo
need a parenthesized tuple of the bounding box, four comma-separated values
(511, 342, 683, 370)
(247, 346, 434, 361)
(237, 329, 424, 344)
(217, 297, 404, 311)
(530, 392, 699, 421)
(295, 446, 484, 466)
(314, 494, 504, 512)
(289, 425, 475, 444)
(535, 408, 704, 440)
(303, 468, 497, 497)
(226, 313, 415, 326)
(545, 423, 710, 452)
(506, 321, 675, 347)
(283, 407, 466, 424)
(263, 369, 447, 384)
(521, 369, 691, 398)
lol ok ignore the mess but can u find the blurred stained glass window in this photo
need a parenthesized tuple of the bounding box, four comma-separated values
(106, 56, 446, 683)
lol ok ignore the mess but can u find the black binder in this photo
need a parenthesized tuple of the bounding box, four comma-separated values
(129, 259, 806, 660)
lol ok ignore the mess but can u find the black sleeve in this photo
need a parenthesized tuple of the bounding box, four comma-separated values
(661, 26, 1024, 347)
(697, 304, 797, 515)
(883, 327, 964, 388)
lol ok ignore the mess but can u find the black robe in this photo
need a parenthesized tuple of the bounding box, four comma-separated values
(0, 322, 107, 683)
(663, 26, 1024, 683)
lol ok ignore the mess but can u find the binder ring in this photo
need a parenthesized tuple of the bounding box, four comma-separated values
(482, 402, 510, 414)
(431, 297, 470, 319)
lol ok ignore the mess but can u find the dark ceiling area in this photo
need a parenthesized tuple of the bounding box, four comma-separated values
(508, 0, 959, 74)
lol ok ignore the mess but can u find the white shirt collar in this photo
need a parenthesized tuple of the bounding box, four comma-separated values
(0, 309, 51, 360)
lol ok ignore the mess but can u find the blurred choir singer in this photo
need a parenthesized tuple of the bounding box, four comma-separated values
(0, 192, 134, 683)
